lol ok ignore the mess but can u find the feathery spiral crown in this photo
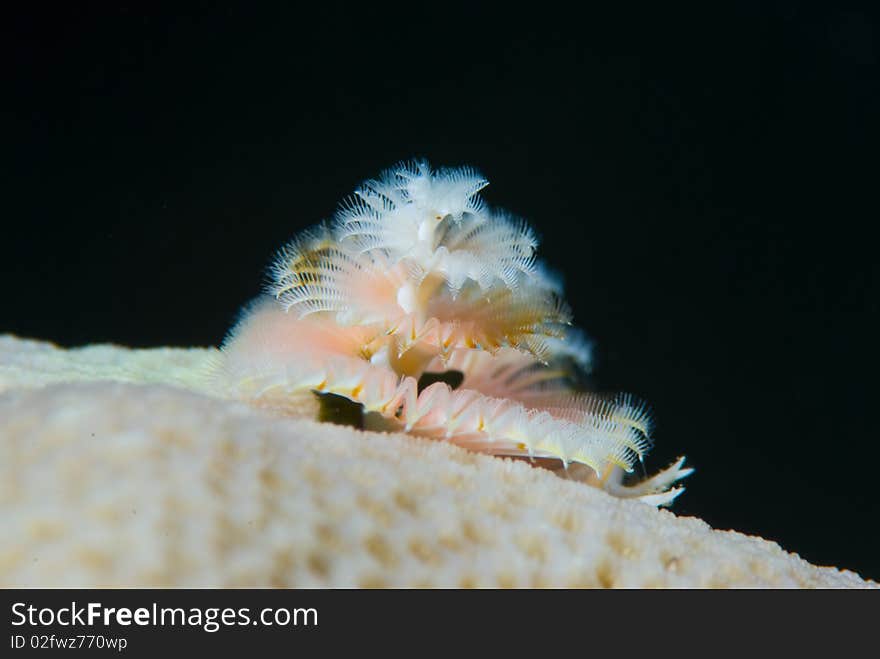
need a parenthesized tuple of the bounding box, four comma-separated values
(271, 160, 579, 363)
(222, 160, 693, 502)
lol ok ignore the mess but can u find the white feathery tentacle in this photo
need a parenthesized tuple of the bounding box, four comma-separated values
(219, 160, 693, 506)
(220, 309, 656, 477)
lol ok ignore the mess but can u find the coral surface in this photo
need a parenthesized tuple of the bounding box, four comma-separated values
(0, 336, 874, 587)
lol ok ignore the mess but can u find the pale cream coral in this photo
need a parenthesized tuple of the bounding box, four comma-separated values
(0, 335, 220, 397)
(0, 335, 874, 587)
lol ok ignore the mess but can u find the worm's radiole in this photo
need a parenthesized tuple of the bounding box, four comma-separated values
(219, 160, 692, 505)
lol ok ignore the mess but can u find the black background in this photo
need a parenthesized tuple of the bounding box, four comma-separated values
(4, 3, 878, 582)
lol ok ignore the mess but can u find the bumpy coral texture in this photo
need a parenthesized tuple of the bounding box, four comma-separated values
(0, 338, 874, 587)
(219, 161, 691, 504)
